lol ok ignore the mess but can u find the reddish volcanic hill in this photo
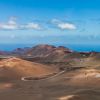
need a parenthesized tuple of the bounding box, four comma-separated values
(22, 44, 75, 63)
(25, 44, 72, 57)
(0, 57, 57, 80)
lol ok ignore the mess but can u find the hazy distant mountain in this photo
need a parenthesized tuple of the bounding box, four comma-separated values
(11, 47, 30, 55)
(0, 50, 7, 55)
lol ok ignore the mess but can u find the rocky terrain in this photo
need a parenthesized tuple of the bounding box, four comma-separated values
(0, 44, 99, 100)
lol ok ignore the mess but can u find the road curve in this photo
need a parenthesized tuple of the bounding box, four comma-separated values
(21, 71, 66, 81)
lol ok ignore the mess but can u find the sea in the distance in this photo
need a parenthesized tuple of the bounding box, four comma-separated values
(0, 44, 100, 52)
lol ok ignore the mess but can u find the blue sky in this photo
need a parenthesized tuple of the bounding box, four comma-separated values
(0, 0, 100, 46)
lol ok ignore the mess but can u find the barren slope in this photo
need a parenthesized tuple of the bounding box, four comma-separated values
(0, 57, 58, 80)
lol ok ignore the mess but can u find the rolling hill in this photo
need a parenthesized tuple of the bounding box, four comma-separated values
(0, 57, 58, 80)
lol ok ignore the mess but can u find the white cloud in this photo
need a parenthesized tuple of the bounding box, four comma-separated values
(8, 17, 17, 25)
(51, 19, 62, 24)
(0, 24, 17, 30)
(0, 17, 41, 30)
(51, 19, 76, 30)
(24, 23, 41, 30)
(0, 17, 18, 30)
(0, 17, 76, 31)
(58, 23, 76, 30)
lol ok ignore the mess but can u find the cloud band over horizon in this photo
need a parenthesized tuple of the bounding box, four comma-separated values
(0, 17, 77, 31)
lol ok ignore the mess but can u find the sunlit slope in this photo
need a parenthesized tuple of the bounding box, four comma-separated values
(0, 57, 57, 80)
